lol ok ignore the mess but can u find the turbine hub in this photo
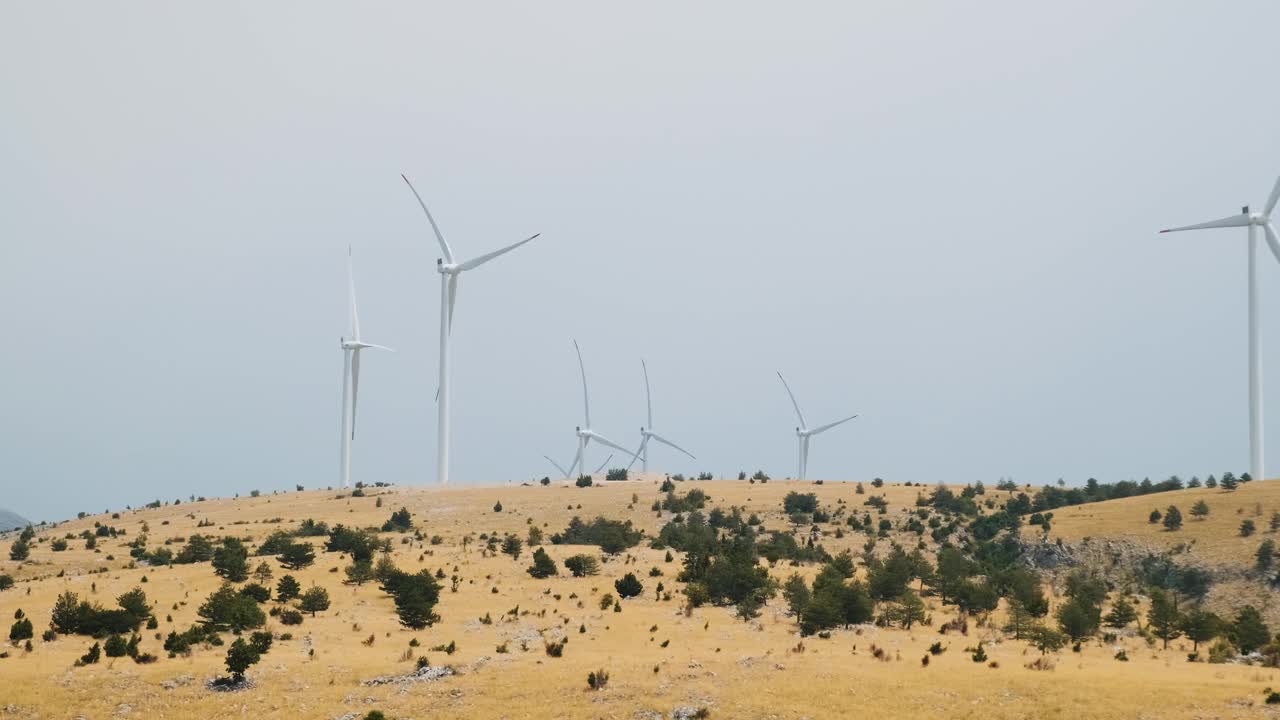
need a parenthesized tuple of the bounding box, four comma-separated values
(438, 262, 459, 275)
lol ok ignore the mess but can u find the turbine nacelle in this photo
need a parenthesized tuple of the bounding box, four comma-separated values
(437, 258, 461, 275)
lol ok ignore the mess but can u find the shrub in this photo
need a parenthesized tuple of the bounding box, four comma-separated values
(551, 517, 642, 554)
(79, 642, 101, 665)
(276, 575, 301, 603)
(527, 548, 558, 579)
(9, 617, 33, 642)
(239, 583, 271, 604)
(382, 508, 413, 532)
(615, 573, 644, 599)
(299, 587, 331, 616)
(198, 584, 266, 632)
(277, 542, 316, 570)
(575, 476, 593, 488)
(564, 554, 600, 577)
(587, 668, 610, 690)
(544, 639, 565, 657)
(103, 634, 128, 658)
(278, 609, 304, 626)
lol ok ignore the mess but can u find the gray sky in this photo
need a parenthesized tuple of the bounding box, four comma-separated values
(4, 1, 1280, 522)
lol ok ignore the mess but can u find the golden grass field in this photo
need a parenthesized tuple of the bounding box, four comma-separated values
(2, 477, 1279, 719)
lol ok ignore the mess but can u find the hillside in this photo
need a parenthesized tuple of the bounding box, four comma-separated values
(0, 508, 30, 532)
(1, 477, 1278, 719)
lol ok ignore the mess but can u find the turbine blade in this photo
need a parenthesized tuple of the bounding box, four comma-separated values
(456, 233, 539, 272)
(625, 435, 650, 471)
(1159, 213, 1251, 233)
(642, 359, 652, 430)
(544, 455, 569, 476)
(348, 246, 360, 340)
(776, 371, 807, 428)
(363, 343, 396, 352)
(350, 349, 361, 440)
(1265, 223, 1280, 266)
(401, 174, 454, 263)
(447, 274, 458, 334)
(589, 433, 642, 461)
(567, 444, 583, 478)
(574, 340, 590, 427)
(648, 431, 696, 460)
(1268, 176, 1280, 216)
(593, 454, 613, 474)
(810, 413, 858, 436)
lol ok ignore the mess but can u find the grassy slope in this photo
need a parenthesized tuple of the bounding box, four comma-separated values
(0, 479, 1276, 719)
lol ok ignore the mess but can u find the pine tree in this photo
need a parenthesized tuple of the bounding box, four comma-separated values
(1220, 473, 1238, 491)
(1232, 605, 1270, 653)
(224, 637, 261, 681)
(299, 586, 330, 616)
(1179, 609, 1219, 653)
(1190, 500, 1210, 521)
(275, 575, 301, 603)
(1147, 589, 1182, 649)
(1259, 540, 1278, 572)
(277, 542, 315, 570)
(1162, 506, 1183, 531)
(1103, 597, 1138, 629)
(212, 538, 249, 582)
(526, 548, 558, 579)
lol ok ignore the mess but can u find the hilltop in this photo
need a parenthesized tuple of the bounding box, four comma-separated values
(0, 508, 30, 533)
(1, 476, 1278, 719)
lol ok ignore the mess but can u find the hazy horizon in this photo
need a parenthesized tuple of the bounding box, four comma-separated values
(6, 1, 1280, 522)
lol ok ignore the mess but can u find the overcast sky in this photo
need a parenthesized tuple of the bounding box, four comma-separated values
(5, 1, 1280, 522)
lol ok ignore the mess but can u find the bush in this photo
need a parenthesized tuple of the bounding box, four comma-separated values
(614, 573, 644, 599)
(575, 476, 593, 488)
(239, 583, 271, 603)
(197, 584, 266, 632)
(551, 517, 642, 554)
(299, 587, 331, 616)
(103, 634, 128, 658)
(382, 508, 413, 532)
(527, 548, 558, 579)
(9, 617, 33, 641)
(587, 668, 610, 690)
(564, 554, 600, 577)
(79, 642, 101, 665)
(0, 575, 13, 591)
(277, 542, 316, 570)
(278, 609, 304, 626)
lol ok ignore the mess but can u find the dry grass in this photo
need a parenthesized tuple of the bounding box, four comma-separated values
(0, 478, 1275, 719)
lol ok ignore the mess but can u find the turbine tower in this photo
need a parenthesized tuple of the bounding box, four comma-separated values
(401, 175, 539, 486)
(553, 340, 640, 479)
(338, 248, 393, 489)
(777, 371, 858, 481)
(627, 359, 695, 472)
(1161, 175, 1280, 484)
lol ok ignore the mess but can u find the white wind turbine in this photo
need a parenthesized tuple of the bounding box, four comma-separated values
(338, 248, 393, 489)
(401, 174, 539, 486)
(1160, 175, 1280, 484)
(777, 371, 858, 481)
(627, 359, 695, 472)
(551, 340, 641, 479)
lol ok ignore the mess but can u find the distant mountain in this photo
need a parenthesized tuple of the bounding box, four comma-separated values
(0, 508, 30, 532)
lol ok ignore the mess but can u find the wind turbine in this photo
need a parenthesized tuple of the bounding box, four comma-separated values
(555, 340, 641, 479)
(777, 371, 858, 481)
(1160, 175, 1280, 484)
(627, 359, 695, 472)
(401, 174, 539, 486)
(338, 248, 393, 489)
